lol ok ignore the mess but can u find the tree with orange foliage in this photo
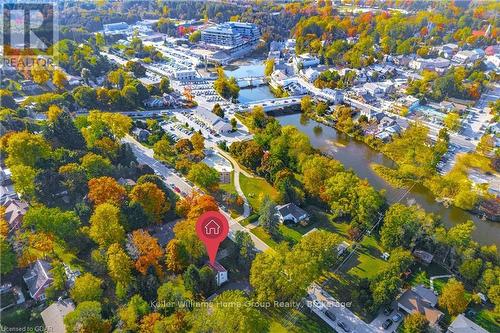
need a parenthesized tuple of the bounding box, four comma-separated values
(129, 182, 169, 223)
(130, 230, 164, 277)
(139, 312, 162, 333)
(18, 231, 54, 267)
(88, 176, 127, 206)
(188, 194, 219, 220)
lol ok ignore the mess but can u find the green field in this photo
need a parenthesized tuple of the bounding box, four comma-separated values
(239, 174, 279, 210)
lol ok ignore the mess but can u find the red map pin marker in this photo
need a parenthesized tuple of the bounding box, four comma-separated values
(196, 211, 229, 264)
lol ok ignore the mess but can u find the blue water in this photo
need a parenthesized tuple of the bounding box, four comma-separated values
(238, 85, 275, 103)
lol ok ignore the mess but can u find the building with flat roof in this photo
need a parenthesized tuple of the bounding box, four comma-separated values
(104, 22, 129, 34)
(201, 22, 260, 47)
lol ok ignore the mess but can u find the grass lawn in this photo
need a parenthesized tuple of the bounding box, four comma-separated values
(0, 308, 44, 330)
(239, 174, 279, 210)
(343, 236, 388, 280)
(264, 306, 334, 333)
(474, 308, 500, 333)
(320, 236, 389, 322)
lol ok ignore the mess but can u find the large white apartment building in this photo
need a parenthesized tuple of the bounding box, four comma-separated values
(201, 22, 260, 47)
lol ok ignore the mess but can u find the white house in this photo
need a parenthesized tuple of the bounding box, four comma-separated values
(302, 68, 320, 83)
(318, 88, 343, 104)
(275, 203, 309, 224)
(293, 53, 320, 72)
(208, 261, 228, 287)
(174, 69, 198, 81)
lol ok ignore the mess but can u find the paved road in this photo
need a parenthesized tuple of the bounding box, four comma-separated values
(308, 283, 378, 333)
(214, 147, 251, 222)
(123, 136, 270, 252)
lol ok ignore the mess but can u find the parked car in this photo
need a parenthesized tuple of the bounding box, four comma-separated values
(325, 310, 336, 322)
(382, 318, 393, 329)
(392, 313, 403, 322)
(337, 321, 349, 332)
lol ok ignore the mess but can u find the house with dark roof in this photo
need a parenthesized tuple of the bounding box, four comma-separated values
(3, 199, 29, 234)
(41, 299, 75, 333)
(397, 285, 443, 326)
(23, 260, 53, 301)
(275, 203, 309, 224)
(447, 314, 489, 333)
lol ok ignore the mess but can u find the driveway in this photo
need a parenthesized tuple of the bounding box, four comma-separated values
(369, 302, 403, 333)
(308, 283, 378, 333)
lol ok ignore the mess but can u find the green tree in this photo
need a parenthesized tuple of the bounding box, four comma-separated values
(157, 278, 193, 316)
(23, 206, 80, 242)
(107, 243, 134, 287)
(119, 294, 150, 332)
(380, 204, 423, 250)
(80, 153, 112, 178)
(5, 131, 51, 168)
(10, 165, 37, 198)
(187, 163, 219, 190)
(0, 238, 16, 275)
(188, 30, 201, 43)
(459, 258, 483, 283)
(89, 203, 125, 248)
(258, 195, 279, 238)
(64, 301, 111, 333)
(439, 279, 469, 316)
(212, 103, 224, 118)
(401, 312, 430, 333)
(70, 273, 103, 303)
(443, 112, 461, 131)
(234, 230, 255, 269)
(191, 290, 270, 333)
(159, 77, 171, 94)
(264, 59, 274, 77)
(183, 264, 201, 297)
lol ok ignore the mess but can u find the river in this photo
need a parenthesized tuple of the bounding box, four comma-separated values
(225, 62, 499, 247)
(277, 113, 500, 247)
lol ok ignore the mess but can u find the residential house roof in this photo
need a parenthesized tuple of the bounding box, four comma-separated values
(23, 260, 53, 298)
(208, 261, 227, 273)
(3, 199, 28, 232)
(41, 299, 75, 333)
(447, 314, 489, 333)
(398, 287, 443, 325)
(276, 203, 308, 222)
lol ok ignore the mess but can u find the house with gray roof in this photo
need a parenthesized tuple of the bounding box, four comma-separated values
(447, 314, 489, 333)
(23, 260, 53, 301)
(275, 203, 309, 224)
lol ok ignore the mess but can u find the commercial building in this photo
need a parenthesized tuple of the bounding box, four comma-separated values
(201, 22, 260, 47)
(173, 69, 198, 81)
(194, 109, 232, 134)
(103, 22, 130, 34)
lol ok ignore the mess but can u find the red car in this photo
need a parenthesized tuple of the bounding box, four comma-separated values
(174, 186, 181, 193)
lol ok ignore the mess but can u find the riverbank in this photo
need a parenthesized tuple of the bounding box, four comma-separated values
(275, 113, 500, 247)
